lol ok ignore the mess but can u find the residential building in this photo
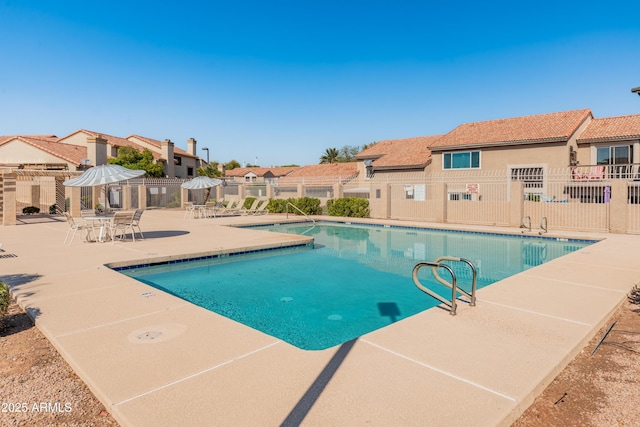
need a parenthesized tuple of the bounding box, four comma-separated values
(0, 135, 85, 170)
(576, 114, 640, 176)
(0, 130, 204, 177)
(355, 135, 443, 180)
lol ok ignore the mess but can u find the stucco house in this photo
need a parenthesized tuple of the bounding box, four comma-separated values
(0, 130, 204, 178)
(575, 114, 640, 177)
(58, 130, 202, 178)
(428, 108, 592, 179)
(0, 135, 86, 170)
(355, 135, 443, 181)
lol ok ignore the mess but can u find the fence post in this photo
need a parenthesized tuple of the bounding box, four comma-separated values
(138, 184, 147, 209)
(181, 187, 189, 208)
(2, 173, 17, 225)
(368, 183, 387, 219)
(609, 180, 627, 233)
(30, 184, 40, 211)
(266, 183, 274, 199)
(509, 181, 524, 228)
(333, 183, 343, 200)
(66, 186, 81, 217)
(122, 185, 132, 210)
(297, 183, 306, 198)
(215, 184, 224, 200)
(433, 182, 447, 223)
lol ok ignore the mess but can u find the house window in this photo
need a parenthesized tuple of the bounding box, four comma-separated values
(187, 167, 193, 176)
(443, 151, 480, 169)
(175, 156, 182, 166)
(510, 167, 544, 191)
(597, 145, 632, 165)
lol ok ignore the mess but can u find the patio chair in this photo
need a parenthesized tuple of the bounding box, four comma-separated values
(110, 211, 136, 243)
(63, 212, 94, 245)
(184, 202, 195, 219)
(204, 200, 222, 218)
(130, 209, 145, 240)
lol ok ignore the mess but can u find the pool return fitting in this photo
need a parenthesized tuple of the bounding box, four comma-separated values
(412, 256, 477, 316)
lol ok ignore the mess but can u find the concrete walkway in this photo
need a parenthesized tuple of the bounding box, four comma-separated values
(2, 210, 639, 426)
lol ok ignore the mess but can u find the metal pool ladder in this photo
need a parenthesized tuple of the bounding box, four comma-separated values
(412, 256, 477, 316)
(285, 202, 316, 225)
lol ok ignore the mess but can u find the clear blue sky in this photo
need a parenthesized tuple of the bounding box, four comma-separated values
(1, 0, 639, 167)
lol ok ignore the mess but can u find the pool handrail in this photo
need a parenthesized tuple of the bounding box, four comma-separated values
(539, 216, 548, 235)
(285, 202, 316, 224)
(413, 262, 458, 315)
(412, 256, 477, 316)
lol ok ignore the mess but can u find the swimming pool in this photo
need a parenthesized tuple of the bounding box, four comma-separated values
(118, 222, 592, 350)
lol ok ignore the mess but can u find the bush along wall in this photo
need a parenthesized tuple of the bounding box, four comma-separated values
(266, 197, 322, 215)
(0, 282, 10, 324)
(327, 198, 370, 218)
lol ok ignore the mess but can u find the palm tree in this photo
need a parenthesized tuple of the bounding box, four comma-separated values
(320, 148, 340, 164)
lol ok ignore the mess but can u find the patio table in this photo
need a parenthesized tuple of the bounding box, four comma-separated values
(83, 214, 115, 242)
(192, 205, 208, 218)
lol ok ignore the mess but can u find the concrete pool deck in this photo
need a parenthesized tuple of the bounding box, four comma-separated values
(2, 210, 639, 426)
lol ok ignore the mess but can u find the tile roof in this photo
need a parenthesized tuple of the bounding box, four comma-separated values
(0, 136, 86, 165)
(278, 163, 358, 184)
(430, 109, 592, 150)
(225, 167, 298, 177)
(356, 135, 442, 169)
(127, 135, 196, 158)
(576, 114, 640, 143)
(0, 135, 58, 144)
(77, 130, 162, 160)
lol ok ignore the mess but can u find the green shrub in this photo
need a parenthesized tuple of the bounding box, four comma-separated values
(167, 189, 181, 208)
(22, 206, 40, 215)
(327, 198, 370, 218)
(0, 282, 10, 322)
(266, 197, 322, 215)
(244, 197, 256, 210)
(295, 197, 322, 215)
(266, 198, 291, 213)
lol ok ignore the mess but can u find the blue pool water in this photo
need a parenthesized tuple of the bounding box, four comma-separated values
(118, 222, 592, 350)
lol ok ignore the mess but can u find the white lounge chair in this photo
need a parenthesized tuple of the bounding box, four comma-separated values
(248, 199, 269, 215)
(239, 198, 261, 215)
